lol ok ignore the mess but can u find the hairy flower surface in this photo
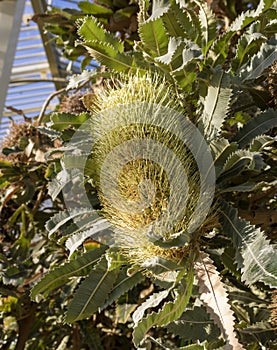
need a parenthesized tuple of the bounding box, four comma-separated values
(87, 74, 210, 265)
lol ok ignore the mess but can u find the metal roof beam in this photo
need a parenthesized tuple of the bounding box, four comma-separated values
(0, 0, 25, 123)
(31, 0, 66, 90)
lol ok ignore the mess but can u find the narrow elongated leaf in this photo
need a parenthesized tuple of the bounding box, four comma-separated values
(101, 268, 144, 310)
(223, 150, 263, 172)
(195, 252, 244, 349)
(65, 256, 120, 322)
(209, 31, 234, 66)
(220, 182, 259, 193)
(232, 109, 277, 147)
(201, 69, 232, 140)
(30, 246, 106, 301)
(220, 202, 277, 288)
(133, 265, 194, 346)
(78, 16, 123, 52)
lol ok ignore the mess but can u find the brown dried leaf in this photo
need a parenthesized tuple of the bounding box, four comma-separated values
(194, 251, 244, 350)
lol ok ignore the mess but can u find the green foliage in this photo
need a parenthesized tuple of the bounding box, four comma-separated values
(166, 306, 221, 343)
(4, 0, 276, 349)
(65, 255, 120, 322)
(133, 265, 194, 347)
(200, 68, 233, 140)
(220, 202, 277, 288)
(30, 246, 107, 301)
(232, 108, 277, 147)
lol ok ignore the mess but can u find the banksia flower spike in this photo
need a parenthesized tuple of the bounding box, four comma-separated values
(86, 73, 215, 268)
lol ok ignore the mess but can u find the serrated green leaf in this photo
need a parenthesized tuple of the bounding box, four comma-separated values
(139, 16, 169, 57)
(232, 30, 266, 73)
(133, 265, 194, 346)
(133, 290, 170, 325)
(208, 31, 234, 66)
(37, 126, 61, 140)
(30, 246, 107, 301)
(101, 268, 144, 310)
(166, 306, 220, 342)
(156, 36, 182, 65)
(163, 1, 198, 41)
(148, 0, 170, 20)
(232, 109, 277, 147)
(264, 18, 277, 35)
(66, 70, 97, 91)
(221, 246, 241, 277)
(59, 210, 101, 238)
(249, 135, 276, 151)
(201, 69, 232, 141)
(46, 207, 93, 236)
(239, 37, 277, 81)
(156, 37, 201, 89)
(217, 150, 265, 182)
(220, 202, 277, 288)
(176, 0, 202, 43)
(84, 41, 137, 72)
(210, 138, 238, 178)
(209, 0, 275, 66)
(223, 150, 263, 172)
(78, 16, 123, 52)
(65, 219, 112, 256)
(65, 256, 120, 322)
(47, 169, 79, 201)
(162, 7, 186, 37)
(194, 0, 217, 56)
(229, 0, 274, 32)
